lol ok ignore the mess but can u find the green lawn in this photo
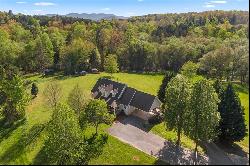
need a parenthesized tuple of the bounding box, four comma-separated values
(233, 83, 249, 152)
(0, 72, 162, 165)
(0, 72, 248, 164)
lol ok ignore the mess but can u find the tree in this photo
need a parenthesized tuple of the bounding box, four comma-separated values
(67, 84, 86, 116)
(61, 39, 95, 74)
(0, 29, 23, 68)
(184, 79, 220, 164)
(44, 103, 108, 165)
(18, 40, 36, 72)
(218, 83, 247, 143)
(43, 81, 62, 109)
(199, 46, 234, 79)
(73, 133, 108, 165)
(48, 28, 66, 68)
(180, 61, 199, 78)
(213, 79, 224, 100)
(31, 82, 38, 97)
(35, 33, 54, 71)
(81, 99, 115, 135)
(89, 48, 101, 70)
(104, 54, 119, 76)
(164, 74, 191, 146)
(44, 103, 83, 164)
(0, 69, 29, 124)
(157, 71, 176, 103)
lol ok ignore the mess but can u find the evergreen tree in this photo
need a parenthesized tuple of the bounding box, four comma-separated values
(157, 71, 176, 103)
(218, 83, 247, 143)
(31, 82, 38, 97)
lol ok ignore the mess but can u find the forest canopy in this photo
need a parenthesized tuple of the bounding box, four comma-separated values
(0, 10, 249, 82)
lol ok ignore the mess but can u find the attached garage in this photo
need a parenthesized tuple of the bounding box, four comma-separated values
(91, 78, 162, 121)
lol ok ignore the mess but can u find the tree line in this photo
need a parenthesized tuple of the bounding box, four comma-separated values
(0, 10, 249, 83)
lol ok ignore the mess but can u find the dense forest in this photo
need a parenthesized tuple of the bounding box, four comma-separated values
(0, 10, 249, 83)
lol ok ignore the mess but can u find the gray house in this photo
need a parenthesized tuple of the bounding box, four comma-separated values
(91, 78, 162, 121)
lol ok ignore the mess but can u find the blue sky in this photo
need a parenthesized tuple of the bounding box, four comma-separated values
(0, 0, 248, 17)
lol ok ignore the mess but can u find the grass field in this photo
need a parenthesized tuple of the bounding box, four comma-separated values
(0, 72, 248, 164)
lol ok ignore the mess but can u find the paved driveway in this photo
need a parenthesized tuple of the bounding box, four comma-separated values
(108, 116, 209, 165)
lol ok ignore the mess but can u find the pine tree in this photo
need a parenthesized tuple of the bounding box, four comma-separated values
(157, 71, 176, 103)
(31, 82, 38, 97)
(218, 83, 247, 143)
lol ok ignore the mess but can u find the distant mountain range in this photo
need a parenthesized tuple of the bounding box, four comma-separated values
(46, 13, 128, 21)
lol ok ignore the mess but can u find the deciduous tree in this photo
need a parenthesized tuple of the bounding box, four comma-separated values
(104, 54, 119, 77)
(67, 84, 86, 116)
(184, 79, 220, 164)
(81, 99, 115, 135)
(43, 81, 62, 109)
(164, 74, 191, 146)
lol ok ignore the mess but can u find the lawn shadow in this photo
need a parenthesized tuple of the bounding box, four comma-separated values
(155, 141, 209, 165)
(215, 141, 249, 158)
(32, 144, 48, 165)
(53, 74, 74, 80)
(0, 118, 26, 143)
(23, 73, 41, 79)
(0, 124, 45, 163)
(154, 159, 170, 165)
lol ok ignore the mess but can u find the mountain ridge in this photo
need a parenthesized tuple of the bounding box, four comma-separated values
(46, 13, 128, 21)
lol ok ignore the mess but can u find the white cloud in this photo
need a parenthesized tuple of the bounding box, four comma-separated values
(210, 0, 227, 4)
(204, 4, 216, 8)
(102, 8, 110, 11)
(34, 2, 56, 6)
(16, 1, 27, 4)
(138, 0, 144, 2)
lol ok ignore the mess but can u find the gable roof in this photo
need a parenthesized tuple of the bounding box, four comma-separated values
(129, 91, 157, 112)
(91, 78, 127, 105)
(118, 87, 137, 106)
(91, 78, 161, 112)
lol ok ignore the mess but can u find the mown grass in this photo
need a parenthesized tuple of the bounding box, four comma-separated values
(0, 72, 161, 165)
(232, 83, 249, 152)
(0, 72, 248, 164)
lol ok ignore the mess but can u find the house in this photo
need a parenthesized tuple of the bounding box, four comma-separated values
(91, 78, 162, 121)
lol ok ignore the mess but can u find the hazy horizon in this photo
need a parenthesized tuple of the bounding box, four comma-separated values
(0, 0, 249, 17)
